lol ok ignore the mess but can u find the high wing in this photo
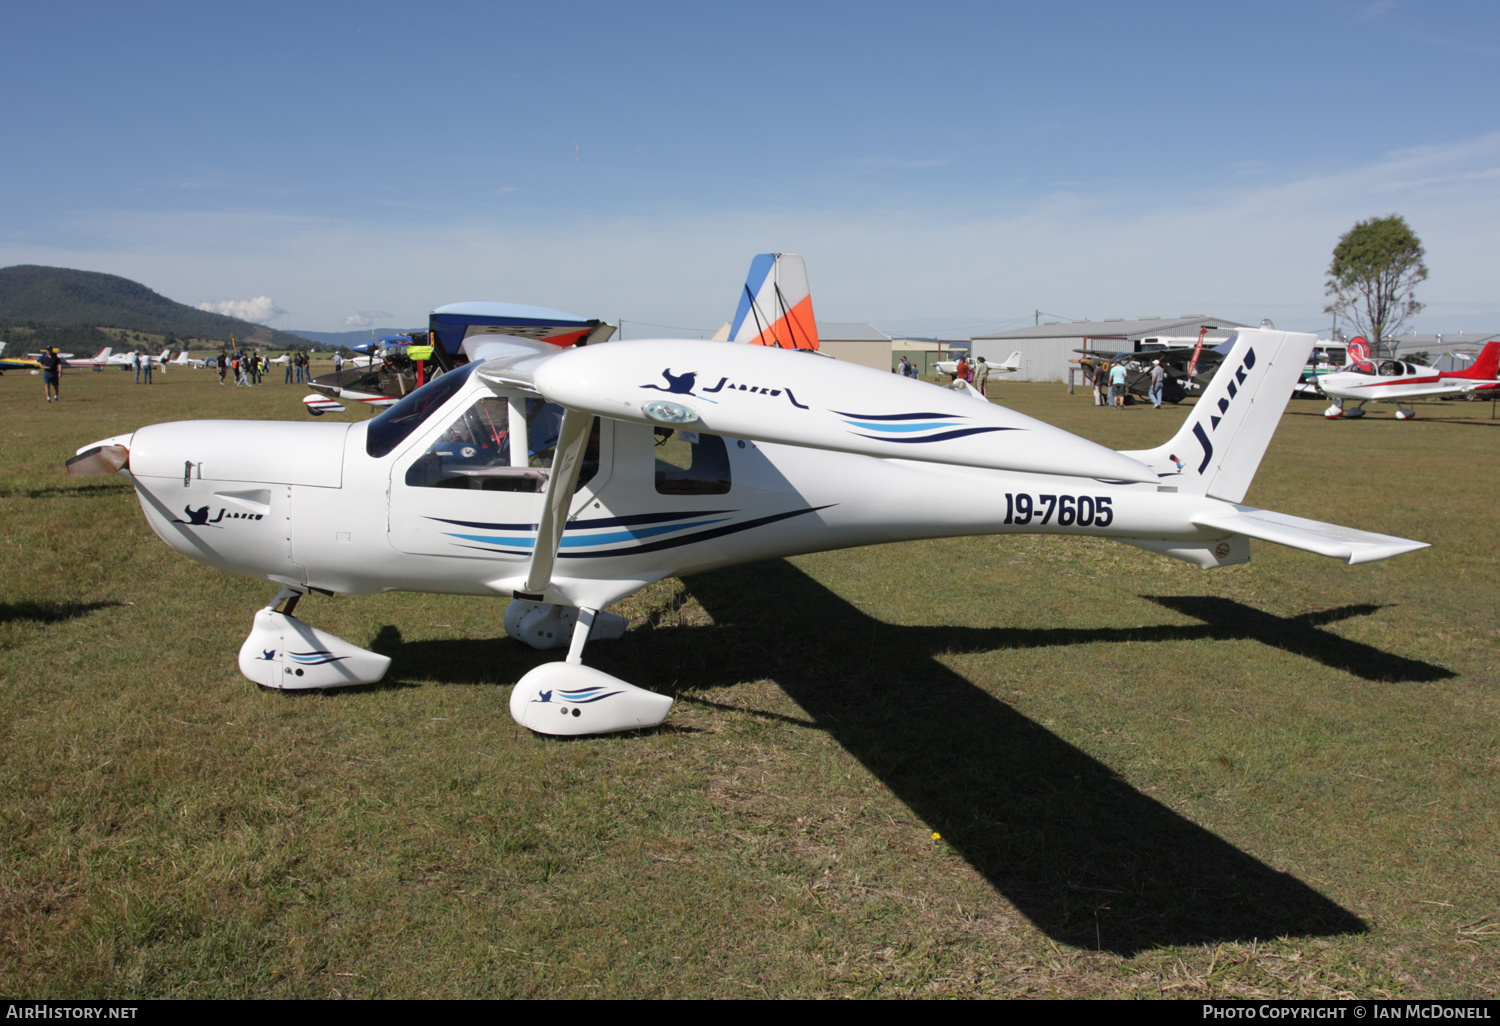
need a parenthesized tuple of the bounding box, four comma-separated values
(464, 332, 1157, 604)
(470, 336, 1156, 483)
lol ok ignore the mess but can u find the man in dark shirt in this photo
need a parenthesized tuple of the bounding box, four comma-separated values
(40, 348, 64, 402)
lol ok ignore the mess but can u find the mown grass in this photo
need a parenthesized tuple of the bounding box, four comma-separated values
(0, 367, 1496, 998)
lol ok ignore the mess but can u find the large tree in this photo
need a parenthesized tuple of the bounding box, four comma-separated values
(1324, 214, 1428, 357)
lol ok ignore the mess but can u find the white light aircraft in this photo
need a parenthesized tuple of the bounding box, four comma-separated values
(39, 346, 113, 369)
(1321, 338, 1500, 419)
(172, 350, 212, 369)
(103, 347, 171, 370)
(68, 255, 1426, 736)
(935, 351, 1022, 379)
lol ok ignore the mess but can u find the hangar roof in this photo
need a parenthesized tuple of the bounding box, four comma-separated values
(974, 315, 1250, 341)
(817, 322, 891, 342)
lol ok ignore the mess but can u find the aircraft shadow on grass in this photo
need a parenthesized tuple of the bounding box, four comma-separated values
(367, 560, 1460, 954)
(0, 482, 132, 500)
(0, 600, 124, 626)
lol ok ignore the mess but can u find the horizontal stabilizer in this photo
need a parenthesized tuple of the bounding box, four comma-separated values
(1191, 506, 1428, 565)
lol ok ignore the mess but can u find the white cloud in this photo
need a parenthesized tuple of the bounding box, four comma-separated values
(196, 296, 287, 324)
(342, 310, 394, 328)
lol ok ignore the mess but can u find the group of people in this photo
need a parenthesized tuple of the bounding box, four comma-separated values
(893, 354, 991, 396)
(218, 351, 267, 387)
(33, 345, 322, 402)
(287, 351, 313, 383)
(215, 351, 313, 386)
(1091, 358, 1167, 408)
(954, 355, 989, 394)
(132, 352, 158, 384)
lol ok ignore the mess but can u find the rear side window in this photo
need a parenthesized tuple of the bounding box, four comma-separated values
(654, 429, 731, 495)
(366, 362, 476, 458)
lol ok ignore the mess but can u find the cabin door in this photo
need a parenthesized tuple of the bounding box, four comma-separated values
(388, 391, 612, 560)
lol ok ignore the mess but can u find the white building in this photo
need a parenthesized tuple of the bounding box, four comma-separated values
(815, 322, 892, 371)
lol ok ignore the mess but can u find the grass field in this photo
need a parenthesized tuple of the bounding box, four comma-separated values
(1, 365, 1496, 998)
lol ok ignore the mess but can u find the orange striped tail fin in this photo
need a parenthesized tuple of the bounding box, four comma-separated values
(728, 253, 819, 351)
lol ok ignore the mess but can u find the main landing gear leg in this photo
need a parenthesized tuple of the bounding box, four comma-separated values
(508, 605, 673, 736)
(237, 586, 391, 690)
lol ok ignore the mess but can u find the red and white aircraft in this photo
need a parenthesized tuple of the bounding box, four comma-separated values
(1321, 338, 1500, 419)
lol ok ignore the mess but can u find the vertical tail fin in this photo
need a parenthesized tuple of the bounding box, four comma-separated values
(1121, 328, 1314, 503)
(1448, 341, 1500, 381)
(728, 253, 819, 351)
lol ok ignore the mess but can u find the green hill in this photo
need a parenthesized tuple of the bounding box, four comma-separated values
(0, 265, 313, 350)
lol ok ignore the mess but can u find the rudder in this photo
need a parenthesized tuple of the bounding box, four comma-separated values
(1121, 328, 1314, 503)
(728, 253, 820, 351)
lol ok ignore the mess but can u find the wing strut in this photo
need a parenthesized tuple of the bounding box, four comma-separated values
(514, 409, 592, 601)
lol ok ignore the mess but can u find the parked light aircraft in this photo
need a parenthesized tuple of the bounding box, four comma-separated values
(172, 350, 212, 369)
(0, 353, 44, 373)
(67, 254, 1426, 736)
(1321, 338, 1500, 419)
(302, 320, 614, 416)
(935, 351, 1022, 379)
(1076, 329, 1234, 404)
(101, 347, 171, 371)
(41, 346, 114, 370)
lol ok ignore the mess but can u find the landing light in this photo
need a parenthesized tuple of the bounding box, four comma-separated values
(642, 400, 699, 425)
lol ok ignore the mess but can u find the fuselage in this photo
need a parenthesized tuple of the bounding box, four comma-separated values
(118, 365, 1249, 612)
(1320, 358, 1500, 403)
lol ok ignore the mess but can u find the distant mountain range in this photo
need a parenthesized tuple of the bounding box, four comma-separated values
(286, 327, 421, 347)
(0, 265, 315, 350)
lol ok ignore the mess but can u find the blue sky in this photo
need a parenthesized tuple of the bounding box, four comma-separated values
(3, 1, 1497, 337)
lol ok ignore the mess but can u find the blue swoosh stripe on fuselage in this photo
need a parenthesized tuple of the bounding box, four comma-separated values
(443, 517, 730, 549)
(449, 505, 835, 559)
(842, 420, 962, 432)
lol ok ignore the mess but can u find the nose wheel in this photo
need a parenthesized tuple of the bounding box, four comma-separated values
(238, 587, 392, 689)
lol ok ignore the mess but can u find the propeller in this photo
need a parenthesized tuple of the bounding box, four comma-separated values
(66, 444, 129, 476)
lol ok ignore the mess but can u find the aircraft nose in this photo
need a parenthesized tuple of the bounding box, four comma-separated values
(126, 420, 351, 487)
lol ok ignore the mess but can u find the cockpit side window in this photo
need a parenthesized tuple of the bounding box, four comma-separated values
(654, 429, 731, 495)
(404, 395, 599, 493)
(1379, 360, 1404, 376)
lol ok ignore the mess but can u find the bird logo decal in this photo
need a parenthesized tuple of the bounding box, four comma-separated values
(641, 369, 699, 396)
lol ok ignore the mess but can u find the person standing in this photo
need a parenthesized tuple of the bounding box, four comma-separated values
(217, 352, 227, 384)
(285, 355, 294, 384)
(142, 353, 153, 385)
(1091, 361, 1106, 406)
(1110, 360, 1127, 408)
(132, 352, 141, 384)
(1148, 359, 1166, 409)
(40, 347, 63, 402)
(972, 356, 989, 397)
